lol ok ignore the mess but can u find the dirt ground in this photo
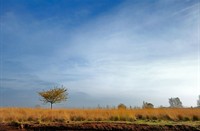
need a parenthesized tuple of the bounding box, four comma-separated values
(0, 122, 199, 131)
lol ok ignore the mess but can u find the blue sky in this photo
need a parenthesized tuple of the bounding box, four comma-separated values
(0, 0, 199, 108)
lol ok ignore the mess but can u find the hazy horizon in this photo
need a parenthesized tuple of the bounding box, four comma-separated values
(0, 0, 199, 108)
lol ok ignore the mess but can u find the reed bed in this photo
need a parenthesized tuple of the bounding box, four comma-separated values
(0, 108, 199, 123)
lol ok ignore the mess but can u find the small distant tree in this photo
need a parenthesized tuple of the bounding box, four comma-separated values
(118, 103, 127, 109)
(169, 97, 183, 108)
(106, 105, 110, 109)
(34, 104, 41, 108)
(197, 95, 200, 108)
(159, 105, 166, 108)
(142, 101, 154, 109)
(133, 106, 141, 109)
(38, 86, 68, 109)
(97, 104, 102, 109)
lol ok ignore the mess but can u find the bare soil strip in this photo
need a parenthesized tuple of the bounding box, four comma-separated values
(0, 122, 200, 131)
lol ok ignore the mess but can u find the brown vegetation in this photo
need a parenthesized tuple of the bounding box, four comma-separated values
(0, 108, 199, 123)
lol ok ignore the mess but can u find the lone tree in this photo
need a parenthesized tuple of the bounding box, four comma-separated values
(169, 97, 183, 108)
(38, 86, 68, 109)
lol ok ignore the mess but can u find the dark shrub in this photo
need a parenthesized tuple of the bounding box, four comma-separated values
(192, 115, 199, 121)
(136, 114, 144, 120)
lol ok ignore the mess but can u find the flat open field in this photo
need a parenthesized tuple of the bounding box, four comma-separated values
(0, 108, 200, 130)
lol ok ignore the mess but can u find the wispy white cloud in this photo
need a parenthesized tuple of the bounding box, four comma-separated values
(51, 1, 198, 107)
(1, 0, 199, 107)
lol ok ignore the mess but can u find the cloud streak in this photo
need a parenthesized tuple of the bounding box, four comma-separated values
(1, 0, 199, 107)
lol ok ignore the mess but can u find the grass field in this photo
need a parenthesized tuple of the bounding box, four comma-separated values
(0, 108, 199, 124)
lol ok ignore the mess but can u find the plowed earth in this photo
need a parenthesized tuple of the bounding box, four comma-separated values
(0, 122, 199, 131)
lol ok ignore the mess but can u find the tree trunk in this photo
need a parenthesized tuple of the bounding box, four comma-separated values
(51, 103, 52, 109)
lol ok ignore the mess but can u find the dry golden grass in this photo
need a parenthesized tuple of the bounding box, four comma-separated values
(0, 108, 199, 123)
